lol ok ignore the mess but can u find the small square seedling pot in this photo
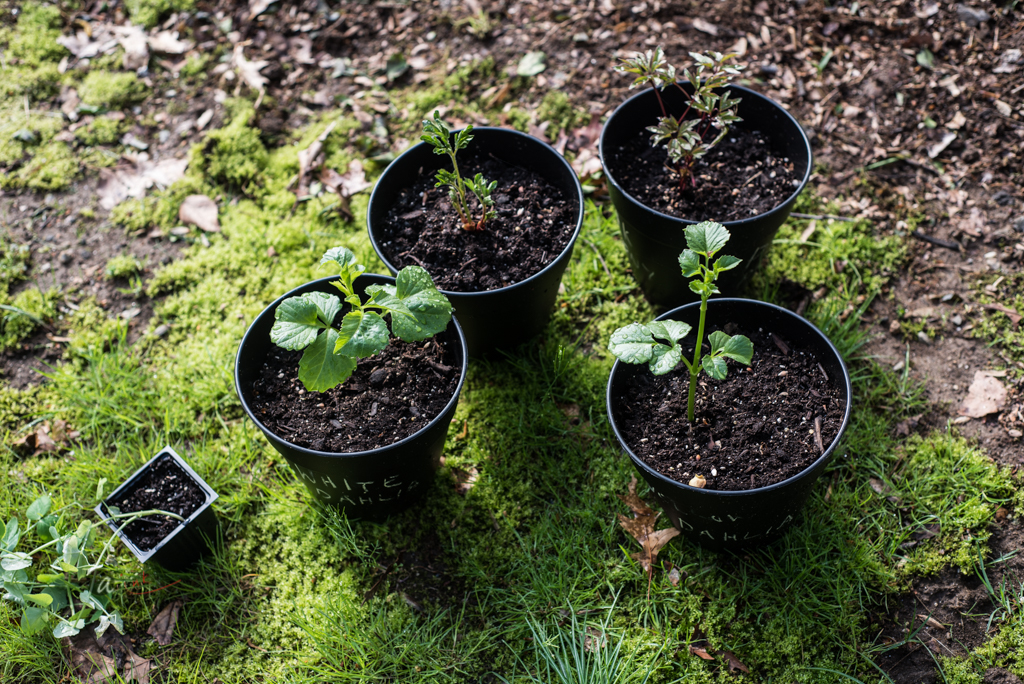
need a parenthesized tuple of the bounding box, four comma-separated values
(95, 446, 219, 572)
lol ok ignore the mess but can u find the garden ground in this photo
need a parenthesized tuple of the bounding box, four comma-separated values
(1, 0, 1023, 682)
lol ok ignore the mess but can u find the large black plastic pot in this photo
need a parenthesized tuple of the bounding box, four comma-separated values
(600, 83, 812, 307)
(367, 127, 584, 356)
(95, 446, 219, 571)
(606, 299, 851, 550)
(235, 274, 468, 519)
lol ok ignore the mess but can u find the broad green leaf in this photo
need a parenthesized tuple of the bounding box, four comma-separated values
(334, 311, 389, 359)
(3, 581, 27, 602)
(271, 292, 339, 351)
(684, 221, 730, 256)
(649, 343, 682, 375)
(368, 267, 453, 342)
(298, 329, 357, 392)
(26, 495, 51, 522)
(21, 607, 47, 636)
(79, 589, 104, 610)
(689, 280, 711, 297)
(2, 518, 18, 552)
(678, 250, 701, 277)
(95, 612, 123, 637)
(720, 333, 753, 365)
(36, 573, 62, 583)
(608, 323, 656, 364)
(517, 50, 546, 77)
(714, 254, 741, 273)
(647, 319, 691, 345)
(320, 247, 365, 282)
(35, 515, 57, 540)
(41, 586, 69, 612)
(53, 619, 83, 639)
(702, 355, 728, 380)
(2, 553, 33, 571)
(27, 592, 53, 607)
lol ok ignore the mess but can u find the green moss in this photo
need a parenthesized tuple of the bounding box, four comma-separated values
(503, 106, 531, 133)
(104, 254, 143, 279)
(124, 0, 195, 29)
(0, 141, 78, 190)
(970, 271, 1024, 377)
(536, 90, 587, 138)
(0, 104, 66, 165)
(0, 237, 31, 299)
(179, 53, 211, 79)
(193, 100, 269, 192)
(78, 71, 148, 109)
(0, 287, 58, 350)
(74, 116, 125, 146)
(0, 3, 66, 69)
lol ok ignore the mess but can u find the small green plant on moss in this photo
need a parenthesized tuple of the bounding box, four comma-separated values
(104, 255, 142, 279)
(1, 287, 57, 350)
(609, 221, 753, 423)
(270, 247, 453, 392)
(615, 47, 744, 190)
(0, 494, 182, 639)
(421, 111, 496, 231)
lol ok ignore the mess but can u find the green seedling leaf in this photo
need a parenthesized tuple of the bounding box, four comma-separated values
(369, 267, 453, 341)
(2, 553, 33, 572)
(298, 329, 356, 393)
(320, 246, 363, 276)
(685, 221, 731, 256)
(36, 573, 62, 583)
(702, 355, 728, 380)
(271, 292, 340, 350)
(517, 51, 547, 77)
(714, 254, 741, 273)
(26, 593, 53, 607)
(2, 518, 19, 552)
(95, 478, 107, 502)
(53, 618, 83, 639)
(3, 581, 27, 602)
(649, 343, 682, 375)
(710, 331, 753, 365)
(608, 323, 656, 364)
(647, 319, 692, 345)
(26, 495, 51, 522)
(679, 249, 701, 277)
(334, 311, 389, 359)
(21, 607, 47, 635)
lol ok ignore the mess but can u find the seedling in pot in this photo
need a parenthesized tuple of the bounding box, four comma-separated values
(270, 246, 453, 392)
(615, 47, 744, 190)
(0, 493, 183, 639)
(421, 111, 497, 231)
(609, 221, 753, 425)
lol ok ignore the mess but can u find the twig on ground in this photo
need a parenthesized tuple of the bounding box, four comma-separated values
(911, 230, 962, 251)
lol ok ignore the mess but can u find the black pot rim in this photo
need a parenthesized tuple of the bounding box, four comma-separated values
(606, 298, 852, 497)
(234, 273, 469, 460)
(599, 83, 813, 227)
(367, 126, 585, 297)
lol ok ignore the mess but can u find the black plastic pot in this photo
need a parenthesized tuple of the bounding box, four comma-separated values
(600, 83, 812, 307)
(367, 127, 584, 356)
(95, 446, 219, 571)
(234, 274, 468, 519)
(606, 299, 851, 550)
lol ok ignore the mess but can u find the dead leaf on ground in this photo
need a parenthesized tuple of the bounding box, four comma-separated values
(148, 31, 193, 54)
(113, 24, 149, 71)
(959, 371, 1007, 418)
(64, 629, 152, 684)
(147, 599, 183, 646)
(717, 649, 750, 673)
(981, 303, 1022, 328)
(692, 18, 719, 35)
(295, 121, 337, 199)
(179, 195, 221, 233)
(233, 44, 269, 91)
(583, 626, 606, 652)
(11, 420, 76, 456)
(452, 466, 479, 494)
(617, 476, 680, 577)
(97, 157, 188, 210)
(689, 644, 715, 660)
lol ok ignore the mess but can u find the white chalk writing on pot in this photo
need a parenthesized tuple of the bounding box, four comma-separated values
(290, 464, 420, 505)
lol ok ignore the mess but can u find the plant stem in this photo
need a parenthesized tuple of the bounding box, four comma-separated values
(687, 292, 708, 424)
(446, 149, 471, 228)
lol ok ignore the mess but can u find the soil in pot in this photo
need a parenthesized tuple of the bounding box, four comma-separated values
(375, 149, 577, 292)
(612, 326, 845, 491)
(109, 454, 206, 551)
(606, 128, 801, 222)
(248, 337, 460, 453)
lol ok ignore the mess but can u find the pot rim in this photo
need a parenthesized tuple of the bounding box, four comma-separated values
(606, 298, 852, 497)
(598, 83, 813, 227)
(367, 126, 585, 298)
(234, 273, 469, 460)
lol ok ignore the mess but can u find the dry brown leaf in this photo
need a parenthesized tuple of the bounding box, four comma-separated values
(629, 527, 680, 574)
(97, 158, 188, 210)
(981, 303, 1022, 328)
(147, 599, 183, 646)
(617, 476, 680, 575)
(113, 25, 149, 71)
(64, 629, 152, 684)
(148, 31, 193, 54)
(233, 44, 269, 91)
(617, 475, 655, 517)
(583, 626, 606, 653)
(959, 371, 1007, 418)
(689, 644, 715, 660)
(692, 18, 719, 35)
(296, 121, 336, 198)
(12, 423, 59, 456)
(452, 466, 479, 495)
(718, 649, 750, 673)
(179, 195, 221, 233)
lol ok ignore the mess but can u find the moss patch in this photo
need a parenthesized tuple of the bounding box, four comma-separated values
(74, 117, 125, 147)
(124, 0, 195, 29)
(0, 287, 58, 350)
(78, 71, 148, 109)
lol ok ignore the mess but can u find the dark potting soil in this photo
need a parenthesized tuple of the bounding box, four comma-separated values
(612, 327, 845, 491)
(607, 127, 800, 223)
(109, 454, 205, 552)
(249, 337, 460, 453)
(376, 149, 578, 292)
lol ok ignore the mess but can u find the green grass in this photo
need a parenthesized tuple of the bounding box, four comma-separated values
(1, 42, 1021, 683)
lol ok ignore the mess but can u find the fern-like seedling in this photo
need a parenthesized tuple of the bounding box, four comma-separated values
(421, 111, 497, 231)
